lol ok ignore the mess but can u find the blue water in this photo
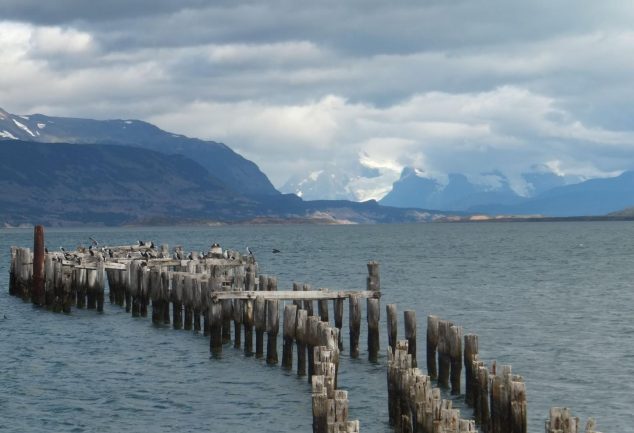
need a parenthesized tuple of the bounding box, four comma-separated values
(1, 222, 633, 432)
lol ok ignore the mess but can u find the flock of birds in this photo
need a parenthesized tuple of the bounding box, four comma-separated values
(49, 238, 282, 265)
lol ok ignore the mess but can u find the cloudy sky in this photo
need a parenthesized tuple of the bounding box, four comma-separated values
(2, 0, 634, 199)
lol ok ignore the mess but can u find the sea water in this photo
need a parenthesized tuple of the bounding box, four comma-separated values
(1, 222, 633, 432)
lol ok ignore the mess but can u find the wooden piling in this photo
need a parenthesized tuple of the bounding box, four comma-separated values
(464, 334, 479, 406)
(233, 299, 243, 348)
(209, 301, 223, 355)
(266, 299, 279, 365)
(296, 308, 308, 376)
(449, 325, 463, 395)
(303, 283, 314, 316)
(32, 225, 45, 306)
(282, 304, 297, 369)
(334, 298, 344, 350)
(437, 319, 451, 388)
(367, 298, 380, 362)
(348, 295, 361, 358)
(243, 299, 254, 356)
(386, 304, 397, 355)
(426, 315, 439, 381)
(254, 295, 266, 359)
(404, 310, 416, 368)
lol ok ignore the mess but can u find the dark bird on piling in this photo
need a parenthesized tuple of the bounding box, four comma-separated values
(108, 249, 113, 258)
(246, 246, 253, 256)
(45, 247, 48, 253)
(89, 237, 99, 246)
(272, 249, 281, 254)
(60, 246, 66, 252)
(138, 240, 144, 246)
(187, 252, 193, 260)
(89, 249, 95, 257)
(150, 241, 155, 249)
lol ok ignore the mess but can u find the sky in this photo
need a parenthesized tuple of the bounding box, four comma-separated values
(1, 0, 634, 199)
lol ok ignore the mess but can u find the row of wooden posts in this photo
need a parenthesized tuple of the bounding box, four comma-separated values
(386, 309, 603, 433)
(8, 226, 604, 433)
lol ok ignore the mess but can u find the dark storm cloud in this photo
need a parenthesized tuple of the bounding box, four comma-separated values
(1, 0, 634, 192)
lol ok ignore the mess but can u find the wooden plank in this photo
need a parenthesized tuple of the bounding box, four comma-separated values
(210, 290, 379, 301)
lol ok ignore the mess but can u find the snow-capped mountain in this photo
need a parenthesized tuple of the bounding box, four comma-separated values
(0, 107, 277, 197)
(280, 167, 358, 201)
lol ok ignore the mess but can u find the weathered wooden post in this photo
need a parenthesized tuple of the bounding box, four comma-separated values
(367, 298, 380, 362)
(307, 315, 319, 381)
(296, 308, 308, 376)
(426, 315, 439, 381)
(386, 304, 397, 355)
(303, 283, 314, 316)
(366, 261, 380, 361)
(349, 295, 361, 358)
(254, 295, 266, 359)
(282, 304, 297, 369)
(334, 298, 344, 350)
(183, 275, 193, 330)
(449, 325, 463, 395)
(96, 261, 105, 312)
(511, 378, 527, 433)
(233, 299, 243, 348)
(266, 299, 279, 365)
(437, 319, 451, 388)
(161, 268, 171, 325)
(209, 300, 223, 355)
(318, 298, 329, 322)
(464, 334, 479, 406)
(32, 225, 45, 306)
(243, 299, 254, 356)
(172, 273, 183, 329)
(404, 310, 417, 368)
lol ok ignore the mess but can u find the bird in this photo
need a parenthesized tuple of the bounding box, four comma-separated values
(150, 241, 155, 249)
(89, 237, 99, 246)
(246, 246, 254, 256)
(223, 250, 229, 259)
(138, 240, 145, 246)
(89, 249, 95, 257)
(108, 249, 114, 258)
(45, 247, 48, 253)
(187, 252, 193, 260)
(60, 246, 66, 252)
(272, 248, 281, 254)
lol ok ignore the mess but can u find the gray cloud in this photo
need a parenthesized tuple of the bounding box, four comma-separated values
(1, 1, 634, 196)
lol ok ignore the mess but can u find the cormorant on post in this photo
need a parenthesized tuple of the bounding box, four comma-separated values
(108, 249, 114, 258)
(246, 246, 254, 256)
(150, 241, 155, 249)
(138, 240, 145, 247)
(45, 247, 48, 253)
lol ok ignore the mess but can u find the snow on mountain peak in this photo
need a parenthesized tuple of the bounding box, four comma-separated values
(12, 118, 36, 137)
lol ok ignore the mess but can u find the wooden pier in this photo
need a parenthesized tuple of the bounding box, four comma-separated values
(7, 225, 604, 433)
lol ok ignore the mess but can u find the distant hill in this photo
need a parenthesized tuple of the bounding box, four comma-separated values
(0, 140, 262, 225)
(0, 107, 277, 197)
(608, 206, 634, 217)
(470, 171, 634, 216)
(0, 140, 458, 225)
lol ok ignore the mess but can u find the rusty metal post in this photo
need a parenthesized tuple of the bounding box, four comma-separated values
(32, 225, 45, 306)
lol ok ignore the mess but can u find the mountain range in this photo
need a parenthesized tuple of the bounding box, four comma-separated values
(0, 108, 457, 225)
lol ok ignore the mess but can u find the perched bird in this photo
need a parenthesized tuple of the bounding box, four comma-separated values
(272, 249, 281, 254)
(223, 250, 229, 259)
(108, 249, 114, 258)
(60, 246, 66, 252)
(246, 246, 254, 256)
(138, 240, 145, 246)
(89, 237, 99, 246)
(150, 241, 155, 249)
(89, 249, 95, 257)
(45, 247, 48, 253)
